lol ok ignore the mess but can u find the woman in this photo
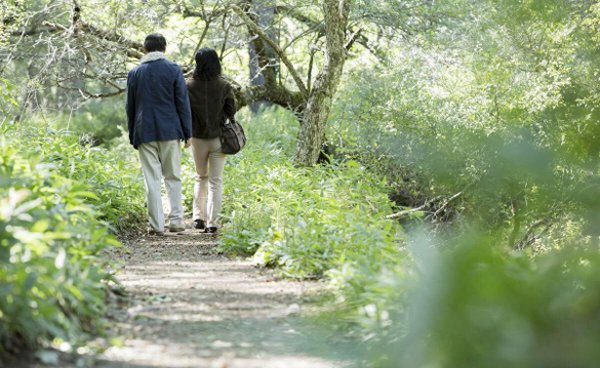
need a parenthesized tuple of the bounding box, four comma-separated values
(187, 48, 236, 233)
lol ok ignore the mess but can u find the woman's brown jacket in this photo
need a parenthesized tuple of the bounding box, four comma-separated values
(186, 76, 236, 139)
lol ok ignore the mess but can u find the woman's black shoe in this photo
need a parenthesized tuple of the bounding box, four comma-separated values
(205, 226, 218, 234)
(193, 219, 206, 230)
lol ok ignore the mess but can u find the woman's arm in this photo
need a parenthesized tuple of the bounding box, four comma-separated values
(224, 83, 236, 120)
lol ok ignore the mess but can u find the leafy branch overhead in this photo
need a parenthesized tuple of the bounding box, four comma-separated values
(1, 0, 437, 165)
(4, 0, 427, 96)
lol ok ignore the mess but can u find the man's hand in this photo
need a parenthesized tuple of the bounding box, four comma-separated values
(184, 138, 192, 148)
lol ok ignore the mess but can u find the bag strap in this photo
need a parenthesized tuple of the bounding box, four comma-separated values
(221, 116, 236, 127)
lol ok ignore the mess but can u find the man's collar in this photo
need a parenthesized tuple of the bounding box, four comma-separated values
(141, 51, 166, 64)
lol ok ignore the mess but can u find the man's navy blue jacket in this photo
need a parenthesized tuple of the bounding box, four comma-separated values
(126, 55, 192, 149)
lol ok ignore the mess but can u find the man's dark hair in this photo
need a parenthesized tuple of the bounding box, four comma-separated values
(193, 48, 222, 80)
(144, 33, 167, 53)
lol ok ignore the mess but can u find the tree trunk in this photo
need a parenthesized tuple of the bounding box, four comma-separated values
(294, 0, 351, 166)
(248, 0, 277, 113)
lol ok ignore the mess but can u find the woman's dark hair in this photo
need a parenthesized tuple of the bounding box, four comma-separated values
(144, 33, 166, 53)
(194, 48, 222, 80)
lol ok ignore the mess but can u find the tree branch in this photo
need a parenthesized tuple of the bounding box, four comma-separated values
(231, 4, 308, 98)
(79, 21, 144, 58)
(187, 19, 212, 67)
(431, 191, 463, 218)
(387, 195, 442, 219)
(275, 5, 324, 35)
(345, 28, 363, 50)
(59, 84, 125, 99)
(227, 78, 306, 114)
(182, 6, 227, 20)
(386, 205, 429, 219)
(77, 88, 125, 99)
(275, 6, 382, 61)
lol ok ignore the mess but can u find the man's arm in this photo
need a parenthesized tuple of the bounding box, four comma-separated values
(174, 70, 192, 141)
(125, 71, 136, 146)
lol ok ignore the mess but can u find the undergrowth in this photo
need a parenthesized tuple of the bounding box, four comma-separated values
(218, 107, 412, 332)
(218, 107, 600, 368)
(0, 117, 144, 354)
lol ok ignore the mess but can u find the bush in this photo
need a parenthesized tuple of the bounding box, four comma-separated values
(66, 98, 127, 147)
(12, 118, 146, 230)
(0, 113, 145, 354)
(0, 140, 119, 353)
(374, 236, 600, 368)
(219, 108, 404, 275)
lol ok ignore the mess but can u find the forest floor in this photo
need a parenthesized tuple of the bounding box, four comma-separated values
(80, 226, 356, 368)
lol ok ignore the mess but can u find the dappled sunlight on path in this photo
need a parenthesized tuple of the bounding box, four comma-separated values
(95, 231, 348, 368)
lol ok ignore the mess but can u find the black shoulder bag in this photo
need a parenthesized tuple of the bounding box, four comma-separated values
(220, 117, 246, 154)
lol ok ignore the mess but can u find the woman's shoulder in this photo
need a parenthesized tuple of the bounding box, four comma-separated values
(186, 77, 204, 89)
(187, 76, 233, 91)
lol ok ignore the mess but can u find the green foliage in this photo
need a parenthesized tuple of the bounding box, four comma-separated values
(180, 149, 196, 214)
(0, 114, 145, 353)
(12, 117, 145, 229)
(0, 2, 22, 45)
(2, 0, 599, 365)
(374, 237, 600, 368)
(0, 139, 120, 352)
(0, 78, 19, 116)
(325, 1, 600, 365)
(66, 98, 127, 146)
(331, 18, 599, 247)
(220, 105, 402, 288)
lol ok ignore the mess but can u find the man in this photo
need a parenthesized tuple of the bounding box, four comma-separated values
(126, 33, 192, 235)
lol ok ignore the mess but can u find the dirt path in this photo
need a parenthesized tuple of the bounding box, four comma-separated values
(95, 230, 350, 368)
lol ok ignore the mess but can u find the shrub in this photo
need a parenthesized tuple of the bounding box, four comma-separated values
(219, 108, 404, 276)
(11, 119, 145, 230)
(217, 107, 412, 339)
(66, 98, 127, 147)
(0, 140, 119, 353)
(0, 112, 146, 354)
(375, 236, 600, 368)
